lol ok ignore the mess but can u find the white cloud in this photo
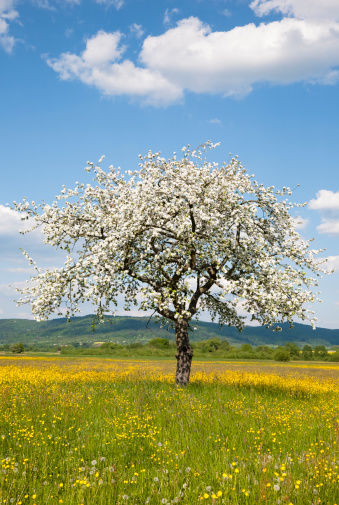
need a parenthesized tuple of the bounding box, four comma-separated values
(6, 267, 36, 273)
(43, 0, 339, 106)
(0, 204, 31, 236)
(95, 0, 123, 9)
(82, 30, 124, 65)
(46, 30, 183, 106)
(47, 13, 339, 106)
(316, 220, 339, 235)
(324, 255, 339, 272)
(164, 7, 179, 25)
(141, 17, 339, 98)
(292, 215, 308, 229)
(250, 0, 339, 22)
(129, 23, 144, 39)
(309, 190, 339, 211)
(309, 190, 339, 235)
(208, 118, 222, 125)
(0, 281, 28, 296)
(0, 0, 18, 53)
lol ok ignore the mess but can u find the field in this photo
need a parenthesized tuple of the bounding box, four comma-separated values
(1, 358, 339, 504)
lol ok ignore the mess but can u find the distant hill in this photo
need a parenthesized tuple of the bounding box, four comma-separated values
(0, 315, 338, 347)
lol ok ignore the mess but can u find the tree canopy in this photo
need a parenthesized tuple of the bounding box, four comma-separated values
(13, 141, 326, 384)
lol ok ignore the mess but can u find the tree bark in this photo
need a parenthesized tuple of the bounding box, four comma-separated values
(175, 319, 193, 386)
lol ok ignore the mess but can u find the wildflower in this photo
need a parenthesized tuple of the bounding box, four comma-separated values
(273, 484, 280, 491)
(206, 486, 212, 492)
(91, 460, 97, 466)
(154, 477, 159, 482)
(161, 499, 168, 504)
(204, 494, 209, 499)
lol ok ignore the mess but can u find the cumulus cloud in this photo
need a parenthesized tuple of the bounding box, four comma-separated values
(323, 256, 339, 273)
(250, 0, 339, 22)
(46, 30, 183, 106)
(309, 190, 339, 235)
(309, 190, 339, 211)
(47, 8, 339, 106)
(316, 220, 339, 235)
(0, 0, 18, 52)
(0, 204, 31, 236)
(141, 17, 339, 97)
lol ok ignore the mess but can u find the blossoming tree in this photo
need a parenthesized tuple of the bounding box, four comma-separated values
(13, 142, 325, 385)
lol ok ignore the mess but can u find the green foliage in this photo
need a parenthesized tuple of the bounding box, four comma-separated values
(148, 338, 170, 349)
(240, 344, 253, 352)
(284, 342, 300, 358)
(196, 338, 222, 353)
(274, 348, 290, 362)
(314, 345, 328, 358)
(10, 342, 25, 354)
(329, 351, 339, 362)
(302, 344, 313, 360)
(2, 359, 339, 504)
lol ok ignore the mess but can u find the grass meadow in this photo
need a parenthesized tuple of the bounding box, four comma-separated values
(1, 357, 339, 504)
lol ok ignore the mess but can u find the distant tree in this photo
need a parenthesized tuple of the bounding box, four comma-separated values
(274, 347, 290, 362)
(148, 338, 170, 349)
(329, 351, 339, 362)
(218, 340, 231, 352)
(285, 342, 300, 358)
(197, 338, 221, 353)
(313, 345, 328, 359)
(302, 344, 313, 360)
(256, 345, 273, 354)
(240, 344, 253, 352)
(10, 343, 25, 354)
(13, 142, 327, 385)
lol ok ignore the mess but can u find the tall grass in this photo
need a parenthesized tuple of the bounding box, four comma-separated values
(1, 357, 339, 504)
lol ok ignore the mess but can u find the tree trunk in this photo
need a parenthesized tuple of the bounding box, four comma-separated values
(175, 319, 193, 386)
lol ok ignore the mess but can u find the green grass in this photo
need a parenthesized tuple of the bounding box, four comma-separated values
(1, 358, 339, 504)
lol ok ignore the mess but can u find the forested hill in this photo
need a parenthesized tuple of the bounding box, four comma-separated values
(0, 315, 338, 347)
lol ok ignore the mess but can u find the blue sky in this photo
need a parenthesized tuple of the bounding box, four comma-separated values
(1, 0, 339, 328)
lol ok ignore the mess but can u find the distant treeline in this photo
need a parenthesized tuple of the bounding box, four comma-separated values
(3, 338, 339, 362)
(1, 315, 339, 347)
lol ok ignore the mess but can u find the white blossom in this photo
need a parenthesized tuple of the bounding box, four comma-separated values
(11, 141, 329, 381)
